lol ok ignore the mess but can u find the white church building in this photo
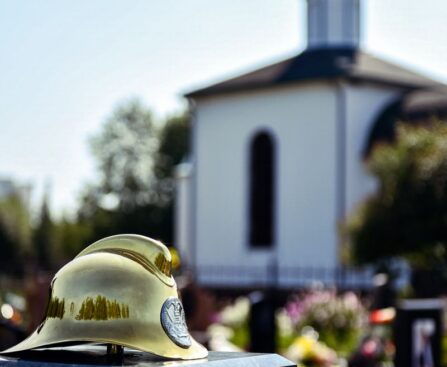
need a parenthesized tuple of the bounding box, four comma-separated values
(175, 0, 447, 289)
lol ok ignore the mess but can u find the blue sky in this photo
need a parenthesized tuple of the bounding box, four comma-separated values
(1, 0, 447, 217)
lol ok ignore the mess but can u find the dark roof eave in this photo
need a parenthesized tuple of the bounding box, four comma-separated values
(347, 75, 440, 90)
(185, 75, 338, 99)
(186, 75, 437, 100)
(184, 48, 445, 99)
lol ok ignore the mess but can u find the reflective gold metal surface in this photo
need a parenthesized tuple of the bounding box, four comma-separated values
(0, 234, 208, 360)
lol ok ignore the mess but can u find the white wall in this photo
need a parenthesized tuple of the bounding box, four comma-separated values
(185, 80, 405, 288)
(192, 82, 339, 286)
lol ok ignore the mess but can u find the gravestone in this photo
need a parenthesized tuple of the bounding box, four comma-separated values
(394, 299, 443, 367)
(249, 291, 276, 353)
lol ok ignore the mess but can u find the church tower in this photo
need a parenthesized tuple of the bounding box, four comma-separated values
(307, 0, 360, 49)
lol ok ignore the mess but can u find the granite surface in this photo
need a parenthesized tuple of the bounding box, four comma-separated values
(0, 345, 296, 367)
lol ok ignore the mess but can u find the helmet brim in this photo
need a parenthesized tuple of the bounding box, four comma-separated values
(1, 328, 208, 360)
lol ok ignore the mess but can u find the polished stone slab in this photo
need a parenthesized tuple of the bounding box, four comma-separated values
(0, 345, 296, 367)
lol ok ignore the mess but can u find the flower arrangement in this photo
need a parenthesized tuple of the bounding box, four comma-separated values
(208, 297, 250, 350)
(207, 290, 367, 366)
(284, 289, 366, 357)
(283, 327, 338, 367)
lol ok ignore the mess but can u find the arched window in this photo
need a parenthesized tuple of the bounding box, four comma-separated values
(249, 131, 275, 247)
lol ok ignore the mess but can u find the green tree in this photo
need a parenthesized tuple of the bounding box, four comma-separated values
(345, 121, 447, 268)
(76, 184, 117, 243)
(33, 193, 56, 270)
(0, 191, 31, 275)
(89, 99, 158, 210)
(54, 217, 92, 260)
(77, 100, 190, 246)
(155, 113, 190, 183)
(146, 112, 190, 239)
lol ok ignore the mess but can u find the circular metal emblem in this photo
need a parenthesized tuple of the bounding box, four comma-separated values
(160, 297, 192, 348)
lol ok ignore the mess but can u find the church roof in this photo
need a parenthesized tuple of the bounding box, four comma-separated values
(185, 47, 444, 98)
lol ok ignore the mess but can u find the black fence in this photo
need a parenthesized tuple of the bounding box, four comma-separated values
(194, 264, 411, 290)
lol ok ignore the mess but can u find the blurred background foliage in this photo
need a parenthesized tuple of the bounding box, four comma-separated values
(346, 121, 447, 271)
(75, 99, 190, 259)
(0, 98, 189, 274)
(0, 193, 31, 275)
(284, 290, 365, 357)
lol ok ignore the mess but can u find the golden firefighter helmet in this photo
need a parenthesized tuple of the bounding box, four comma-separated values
(1, 234, 208, 360)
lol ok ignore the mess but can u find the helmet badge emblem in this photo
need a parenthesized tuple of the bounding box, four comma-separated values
(160, 297, 192, 349)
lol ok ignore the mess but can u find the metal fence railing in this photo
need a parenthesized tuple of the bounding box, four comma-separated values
(194, 264, 411, 290)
